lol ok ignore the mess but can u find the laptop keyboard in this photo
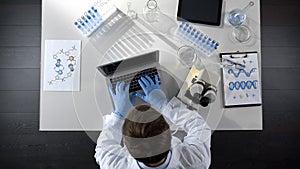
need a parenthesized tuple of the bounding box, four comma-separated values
(110, 67, 160, 92)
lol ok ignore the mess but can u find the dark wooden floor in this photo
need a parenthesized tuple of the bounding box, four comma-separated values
(0, 0, 299, 168)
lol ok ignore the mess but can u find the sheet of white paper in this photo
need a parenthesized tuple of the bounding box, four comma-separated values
(43, 40, 81, 91)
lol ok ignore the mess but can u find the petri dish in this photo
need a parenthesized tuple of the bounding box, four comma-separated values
(177, 45, 197, 68)
(232, 25, 252, 43)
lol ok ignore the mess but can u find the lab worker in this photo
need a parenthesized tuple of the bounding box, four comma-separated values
(95, 75, 211, 169)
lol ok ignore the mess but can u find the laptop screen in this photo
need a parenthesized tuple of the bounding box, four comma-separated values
(97, 50, 159, 76)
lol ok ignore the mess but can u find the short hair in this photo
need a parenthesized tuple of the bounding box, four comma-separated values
(122, 104, 171, 165)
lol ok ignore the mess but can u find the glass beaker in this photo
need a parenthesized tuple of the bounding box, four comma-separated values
(227, 1, 254, 27)
(143, 0, 160, 22)
(127, 2, 137, 19)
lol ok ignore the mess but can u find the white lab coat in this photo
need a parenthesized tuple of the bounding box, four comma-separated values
(95, 97, 211, 169)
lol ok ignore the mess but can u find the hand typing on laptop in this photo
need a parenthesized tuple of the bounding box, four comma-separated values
(136, 75, 167, 110)
(109, 81, 134, 119)
(109, 75, 167, 119)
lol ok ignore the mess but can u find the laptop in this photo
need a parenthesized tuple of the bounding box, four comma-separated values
(97, 50, 161, 93)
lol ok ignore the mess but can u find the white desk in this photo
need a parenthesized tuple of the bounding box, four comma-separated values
(40, 0, 262, 131)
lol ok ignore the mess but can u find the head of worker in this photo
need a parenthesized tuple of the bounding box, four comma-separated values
(123, 104, 171, 167)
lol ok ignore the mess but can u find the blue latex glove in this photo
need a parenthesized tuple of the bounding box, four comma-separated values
(136, 75, 167, 110)
(109, 81, 134, 119)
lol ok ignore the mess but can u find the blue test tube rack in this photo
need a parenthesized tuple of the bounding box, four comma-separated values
(74, 5, 116, 37)
(177, 21, 219, 56)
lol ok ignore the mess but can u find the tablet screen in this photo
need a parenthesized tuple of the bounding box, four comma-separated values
(177, 0, 223, 26)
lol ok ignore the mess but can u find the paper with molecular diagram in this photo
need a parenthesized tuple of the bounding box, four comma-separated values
(43, 40, 81, 91)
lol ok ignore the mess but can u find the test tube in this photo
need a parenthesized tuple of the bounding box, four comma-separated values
(198, 33, 204, 41)
(81, 15, 93, 29)
(194, 32, 200, 39)
(205, 40, 212, 54)
(207, 38, 213, 50)
(179, 21, 185, 28)
(191, 29, 196, 36)
(209, 43, 215, 54)
(78, 19, 90, 32)
(202, 35, 208, 44)
(88, 10, 101, 24)
(74, 22, 87, 35)
(187, 26, 192, 33)
(91, 6, 102, 19)
(215, 42, 219, 51)
(85, 13, 97, 26)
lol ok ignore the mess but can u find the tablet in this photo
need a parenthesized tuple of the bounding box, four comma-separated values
(177, 0, 223, 26)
